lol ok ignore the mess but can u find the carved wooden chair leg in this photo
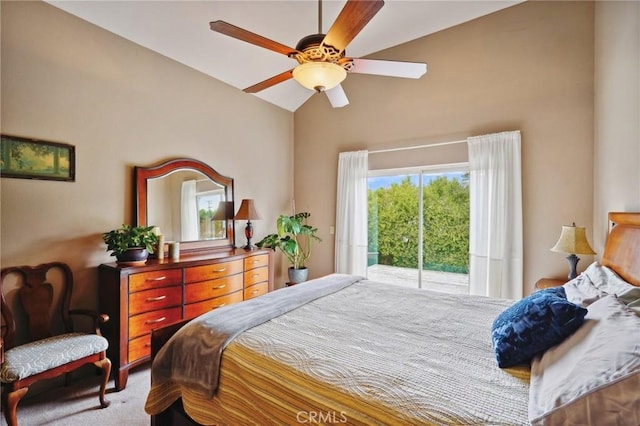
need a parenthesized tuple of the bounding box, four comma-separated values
(95, 357, 111, 408)
(3, 387, 28, 426)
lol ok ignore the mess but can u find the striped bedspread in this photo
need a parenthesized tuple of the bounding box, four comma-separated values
(145, 276, 530, 425)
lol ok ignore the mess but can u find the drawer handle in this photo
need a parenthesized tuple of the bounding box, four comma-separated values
(251, 260, 260, 264)
(214, 303, 227, 308)
(146, 295, 167, 302)
(252, 274, 260, 278)
(212, 267, 227, 273)
(212, 284, 227, 290)
(145, 316, 166, 324)
(145, 343, 151, 348)
(146, 276, 167, 282)
(251, 289, 259, 294)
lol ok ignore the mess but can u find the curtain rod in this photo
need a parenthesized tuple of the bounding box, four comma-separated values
(368, 139, 467, 154)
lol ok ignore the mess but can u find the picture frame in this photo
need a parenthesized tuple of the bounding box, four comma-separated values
(1, 134, 76, 181)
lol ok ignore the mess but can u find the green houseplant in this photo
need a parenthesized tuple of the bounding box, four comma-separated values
(256, 212, 321, 284)
(102, 224, 158, 265)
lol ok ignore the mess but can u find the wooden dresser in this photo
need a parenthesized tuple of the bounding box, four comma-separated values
(98, 248, 273, 391)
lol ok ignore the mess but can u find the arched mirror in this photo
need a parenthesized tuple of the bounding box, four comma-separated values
(135, 158, 235, 253)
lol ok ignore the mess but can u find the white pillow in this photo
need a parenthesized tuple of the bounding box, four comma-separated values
(529, 295, 640, 425)
(563, 262, 640, 313)
(600, 264, 640, 313)
(583, 261, 609, 289)
(562, 262, 606, 306)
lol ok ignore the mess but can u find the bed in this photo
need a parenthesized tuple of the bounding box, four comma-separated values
(145, 212, 640, 425)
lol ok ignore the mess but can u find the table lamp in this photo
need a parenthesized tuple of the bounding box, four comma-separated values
(550, 222, 596, 280)
(234, 199, 261, 250)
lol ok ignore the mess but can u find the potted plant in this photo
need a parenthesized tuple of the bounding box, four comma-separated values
(102, 224, 158, 265)
(256, 212, 321, 284)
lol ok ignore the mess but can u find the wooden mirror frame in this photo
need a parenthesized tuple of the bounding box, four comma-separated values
(135, 158, 235, 254)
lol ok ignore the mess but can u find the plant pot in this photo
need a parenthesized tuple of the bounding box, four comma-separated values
(116, 248, 149, 266)
(288, 267, 308, 284)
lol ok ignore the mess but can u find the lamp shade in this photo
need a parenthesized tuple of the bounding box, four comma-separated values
(550, 223, 596, 255)
(212, 201, 234, 220)
(234, 199, 261, 221)
(292, 62, 347, 92)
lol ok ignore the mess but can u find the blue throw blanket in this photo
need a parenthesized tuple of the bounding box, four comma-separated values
(150, 273, 363, 399)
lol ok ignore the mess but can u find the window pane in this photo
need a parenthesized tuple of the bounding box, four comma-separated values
(197, 192, 223, 239)
(422, 172, 469, 293)
(367, 174, 420, 288)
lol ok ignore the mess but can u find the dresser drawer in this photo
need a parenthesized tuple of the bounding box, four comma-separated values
(185, 274, 243, 304)
(129, 306, 182, 339)
(129, 285, 182, 316)
(244, 266, 268, 286)
(128, 334, 151, 363)
(129, 269, 182, 293)
(184, 291, 243, 319)
(244, 282, 268, 300)
(244, 254, 269, 270)
(185, 260, 243, 283)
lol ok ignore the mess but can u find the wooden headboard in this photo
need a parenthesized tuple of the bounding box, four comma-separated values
(602, 212, 640, 287)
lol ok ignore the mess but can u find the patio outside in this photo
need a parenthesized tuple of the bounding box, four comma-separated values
(367, 264, 469, 294)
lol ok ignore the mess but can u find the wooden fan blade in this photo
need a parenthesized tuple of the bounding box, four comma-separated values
(243, 69, 294, 93)
(323, 0, 384, 53)
(350, 58, 427, 78)
(325, 84, 349, 108)
(210, 21, 299, 57)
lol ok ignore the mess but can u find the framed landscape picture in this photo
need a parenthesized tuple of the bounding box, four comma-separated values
(0, 134, 75, 181)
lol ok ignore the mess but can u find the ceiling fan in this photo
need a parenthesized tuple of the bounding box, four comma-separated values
(209, 0, 427, 108)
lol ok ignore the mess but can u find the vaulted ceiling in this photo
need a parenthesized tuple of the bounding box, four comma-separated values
(46, 1, 522, 112)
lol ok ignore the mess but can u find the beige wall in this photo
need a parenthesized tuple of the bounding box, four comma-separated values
(2, 0, 638, 305)
(0, 1, 294, 309)
(294, 1, 596, 293)
(593, 1, 640, 249)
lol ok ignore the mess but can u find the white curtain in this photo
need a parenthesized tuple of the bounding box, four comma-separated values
(335, 150, 368, 276)
(181, 180, 199, 241)
(467, 131, 523, 299)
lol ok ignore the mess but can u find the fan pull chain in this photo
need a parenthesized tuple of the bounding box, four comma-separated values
(318, 0, 322, 34)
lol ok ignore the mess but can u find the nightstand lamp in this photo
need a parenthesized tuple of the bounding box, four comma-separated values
(550, 222, 596, 280)
(234, 199, 261, 250)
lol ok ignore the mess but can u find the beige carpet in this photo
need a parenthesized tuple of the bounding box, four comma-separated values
(1, 365, 151, 426)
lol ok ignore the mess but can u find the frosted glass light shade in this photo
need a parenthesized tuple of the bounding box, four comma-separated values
(292, 62, 347, 92)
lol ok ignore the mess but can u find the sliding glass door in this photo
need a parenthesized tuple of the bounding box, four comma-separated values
(367, 165, 470, 293)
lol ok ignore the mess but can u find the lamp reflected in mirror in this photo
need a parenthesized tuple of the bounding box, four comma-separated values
(551, 222, 596, 280)
(213, 201, 234, 221)
(234, 199, 261, 250)
(211, 201, 234, 239)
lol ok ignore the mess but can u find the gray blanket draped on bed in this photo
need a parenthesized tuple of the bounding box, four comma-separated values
(150, 273, 363, 399)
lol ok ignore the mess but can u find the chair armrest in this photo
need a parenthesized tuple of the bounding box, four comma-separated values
(69, 309, 110, 334)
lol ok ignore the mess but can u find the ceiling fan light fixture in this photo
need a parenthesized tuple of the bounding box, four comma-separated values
(292, 62, 346, 92)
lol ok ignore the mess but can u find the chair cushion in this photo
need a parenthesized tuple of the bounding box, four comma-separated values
(0, 333, 108, 383)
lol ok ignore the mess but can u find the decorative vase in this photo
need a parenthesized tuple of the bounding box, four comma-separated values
(116, 248, 149, 266)
(288, 267, 308, 284)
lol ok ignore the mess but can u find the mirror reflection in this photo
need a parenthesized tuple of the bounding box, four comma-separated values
(147, 170, 229, 242)
(136, 158, 235, 253)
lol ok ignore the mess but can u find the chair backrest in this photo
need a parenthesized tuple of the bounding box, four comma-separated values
(0, 262, 75, 350)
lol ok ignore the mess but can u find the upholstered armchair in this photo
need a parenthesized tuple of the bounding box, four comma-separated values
(0, 262, 111, 426)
